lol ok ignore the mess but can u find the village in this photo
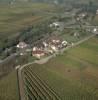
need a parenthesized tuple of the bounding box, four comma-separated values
(16, 33, 68, 59)
(16, 19, 98, 60)
(15, 8, 98, 60)
(1, 1, 98, 100)
(1, 7, 98, 62)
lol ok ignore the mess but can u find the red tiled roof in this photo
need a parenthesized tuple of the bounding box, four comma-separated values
(32, 50, 44, 54)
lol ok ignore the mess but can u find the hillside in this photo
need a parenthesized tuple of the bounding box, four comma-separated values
(0, 0, 98, 4)
(0, 0, 97, 3)
(23, 36, 98, 100)
(0, 2, 58, 56)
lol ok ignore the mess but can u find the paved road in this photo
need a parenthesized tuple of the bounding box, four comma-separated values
(18, 33, 96, 100)
(65, 25, 98, 29)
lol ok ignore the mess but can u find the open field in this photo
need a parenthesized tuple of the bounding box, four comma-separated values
(92, 15, 98, 25)
(0, 70, 19, 100)
(0, 3, 56, 37)
(23, 36, 98, 100)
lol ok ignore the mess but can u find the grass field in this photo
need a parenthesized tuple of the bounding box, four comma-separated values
(92, 15, 98, 25)
(0, 71, 19, 100)
(0, 3, 56, 37)
(23, 36, 98, 100)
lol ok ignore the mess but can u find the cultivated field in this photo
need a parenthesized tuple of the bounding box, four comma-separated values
(0, 71, 19, 100)
(23, 36, 98, 100)
(92, 15, 98, 25)
(0, 3, 56, 37)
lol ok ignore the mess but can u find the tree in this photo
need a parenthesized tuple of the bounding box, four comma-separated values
(89, 0, 93, 7)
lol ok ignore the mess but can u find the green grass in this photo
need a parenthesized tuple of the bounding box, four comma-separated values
(0, 3, 55, 36)
(23, 36, 98, 100)
(62, 28, 91, 43)
(68, 37, 98, 65)
(0, 71, 19, 100)
(92, 15, 98, 25)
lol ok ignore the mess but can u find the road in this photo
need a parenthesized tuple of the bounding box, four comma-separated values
(0, 53, 18, 64)
(18, 33, 96, 100)
(65, 25, 98, 29)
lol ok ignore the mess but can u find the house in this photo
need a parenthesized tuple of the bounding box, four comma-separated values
(93, 28, 97, 32)
(79, 13, 87, 18)
(96, 9, 98, 15)
(32, 35, 68, 59)
(17, 42, 27, 49)
(32, 44, 45, 59)
(50, 44, 58, 52)
(74, 32, 80, 38)
(50, 22, 65, 31)
(43, 41, 48, 48)
(62, 41, 68, 47)
(50, 22, 60, 28)
(76, 17, 80, 21)
(46, 36, 68, 52)
(49, 38, 62, 52)
(16, 41, 31, 55)
(77, 12, 87, 20)
(32, 47, 38, 51)
(32, 50, 45, 59)
(93, 28, 98, 35)
(32, 44, 44, 51)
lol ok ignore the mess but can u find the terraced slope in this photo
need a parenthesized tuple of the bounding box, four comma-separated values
(23, 67, 61, 100)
